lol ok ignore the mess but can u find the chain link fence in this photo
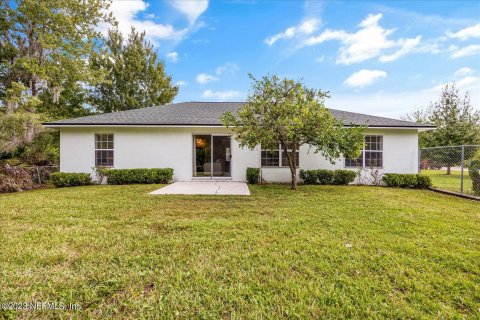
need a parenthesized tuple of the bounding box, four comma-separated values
(419, 145, 480, 197)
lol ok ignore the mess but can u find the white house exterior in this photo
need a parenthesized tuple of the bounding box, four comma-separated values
(43, 102, 434, 183)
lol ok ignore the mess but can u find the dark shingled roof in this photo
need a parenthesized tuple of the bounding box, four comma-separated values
(43, 101, 434, 128)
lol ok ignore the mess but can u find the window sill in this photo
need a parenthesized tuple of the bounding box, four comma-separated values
(344, 167, 384, 169)
(261, 166, 301, 169)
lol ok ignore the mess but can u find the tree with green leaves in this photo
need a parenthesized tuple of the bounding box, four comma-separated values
(89, 28, 178, 113)
(0, 82, 42, 154)
(222, 74, 366, 190)
(1, 0, 112, 113)
(0, 0, 112, 161)
(405, 84, 480, 174)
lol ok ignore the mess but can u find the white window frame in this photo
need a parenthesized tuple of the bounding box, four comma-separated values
(345, 135, 383, 168)
(95, 133, 114, 167)
(261, 144, 299, 168)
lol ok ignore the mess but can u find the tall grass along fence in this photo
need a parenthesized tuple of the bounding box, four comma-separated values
(419, 145, 480, 197)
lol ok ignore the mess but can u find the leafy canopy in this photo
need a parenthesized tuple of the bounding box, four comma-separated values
(1, 0, 112, 107)
(0, 0, 112, 159)
(406, 84, 480, 173)
(89, 27, 178, 113)
(405, 83, 480, 148)
(222, 74, 365, 189)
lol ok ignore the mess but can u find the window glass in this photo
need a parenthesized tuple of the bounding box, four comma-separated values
(345, 135, 383, 168)
(261, 150, 280, 167)
(261, 143, 300, 167)
(95, 134, 114, 167)
(281, 150, 299, 167)
(345, 154, 363, 167)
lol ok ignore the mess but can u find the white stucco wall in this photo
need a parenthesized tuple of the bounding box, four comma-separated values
(259, 128, 419, 183)
(59, 127, 419, 183)
(59, 127, 259, 182)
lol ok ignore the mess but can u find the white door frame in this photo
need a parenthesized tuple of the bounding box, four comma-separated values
(192, 134, 232, 180)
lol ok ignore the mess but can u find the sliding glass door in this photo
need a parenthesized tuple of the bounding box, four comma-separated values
(193, 135, 231, 178)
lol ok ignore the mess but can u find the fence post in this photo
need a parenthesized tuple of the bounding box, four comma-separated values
(461, 145, 465, 194)
(36, 166, 41, 185)
(418, 148, 421, 173)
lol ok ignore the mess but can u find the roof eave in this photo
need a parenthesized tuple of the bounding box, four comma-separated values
(42, 123, 436, 129)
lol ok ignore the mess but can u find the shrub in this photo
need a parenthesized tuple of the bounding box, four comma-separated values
(300, 169, 354, 185)
(415, 174, 433, 189)
(467, 159, 480, 195)
(50, 172, 92, 188)
(101, 168, 173, 185)
(317, 169, 335, 185)
(332, 170, 357, 185)
(382, 173, 401, 187)
(246, 167, 260, 184)
(0, 164, 34, 193)
(299, 169, 317, 184)
(382, 173, 431, 189)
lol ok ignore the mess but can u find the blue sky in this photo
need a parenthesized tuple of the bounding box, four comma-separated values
(105, 0, 480, 118)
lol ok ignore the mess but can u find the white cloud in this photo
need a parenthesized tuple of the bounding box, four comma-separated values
(101, 0, 209, 46)
(304, 13, 422, 64)
(450, 44, 480, 59)
(330, 81, 480, 119)
(166, 51, 179, 63)
(430, 76, 479, 96)
(216, 62, 240, 75)
(202, 89, 241, 101)
(100, 0, 187, 41)
(176, 80, 187, 87)
(379, 36, 422, 62)
(344, 69, 387, 88)
(455, 67, 474, 77)
(170, 0, 209, 25)
(265, 18, 320, 46)
(196, 73, 219, 84)
(101, 1, 188, 44)
(431, 67, 480, 92)
(447, 23, 480, 41)
(304, 29, 348, 46)
(331, 62, 480, 118)
(456, 76, 479, 89)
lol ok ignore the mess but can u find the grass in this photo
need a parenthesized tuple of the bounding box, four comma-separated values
(422, 169, 474, 194)
(0, 185, 479, 319)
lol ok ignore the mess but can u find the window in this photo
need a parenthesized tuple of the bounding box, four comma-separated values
(261, 150, 279, 167)
(95, 134, 114, 167)
(261, 143, 299, 167)
(345, 135, 383, 168)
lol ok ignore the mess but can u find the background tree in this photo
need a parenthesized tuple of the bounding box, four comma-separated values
(405, 84, 480, 174)
(0, 82, 42, 154)
(0, 0, 112, 163)
(90, 28, 178, 113)
(1, 0, 112, 111)
(222, 74, 365, 190)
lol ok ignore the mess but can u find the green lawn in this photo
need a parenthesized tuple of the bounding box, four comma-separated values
(422, 169, 474, 194)
(1, 185, 479, 319)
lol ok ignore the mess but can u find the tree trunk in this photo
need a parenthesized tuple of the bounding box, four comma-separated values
(290, 164, 297, 190)
(446, 165, 451, 175)
(5, 101, 14, 114)
(283, 145, 297, 190)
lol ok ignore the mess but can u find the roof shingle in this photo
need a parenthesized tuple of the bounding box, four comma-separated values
(43, 101, 434, 128)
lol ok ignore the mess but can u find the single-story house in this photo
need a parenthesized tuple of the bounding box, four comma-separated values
(43, 102, 435, 183)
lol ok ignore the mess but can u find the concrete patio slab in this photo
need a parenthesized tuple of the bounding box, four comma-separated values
(149, 181, 250, 195)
